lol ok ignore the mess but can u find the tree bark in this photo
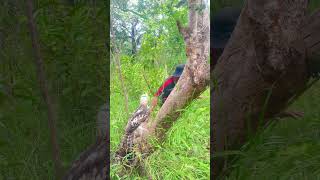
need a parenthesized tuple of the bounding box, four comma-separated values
(114, 0, 210, 169)
(212, 1, 320, 177)
(26, 0, 63, 179)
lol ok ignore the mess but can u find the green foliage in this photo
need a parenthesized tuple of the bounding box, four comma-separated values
(137, 1, 188, 68)
(112, 0, 188, 68)
(0, 1, 108, 179)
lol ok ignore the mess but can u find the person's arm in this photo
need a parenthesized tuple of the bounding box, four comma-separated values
(151, 77, 175, 109)
(151, 82, 165, 110)
(151, 97, 158, 111)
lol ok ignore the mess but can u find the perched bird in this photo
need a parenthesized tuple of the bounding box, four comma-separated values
(63, 138, 107, 180)
(115, 94, 150, 163)
(63, 103, 109, 180)
(96, 103, 109, 138)
(63, 94, 152, 179)
(125, 94, 150, 133)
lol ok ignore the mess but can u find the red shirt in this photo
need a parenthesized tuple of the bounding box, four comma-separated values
(154, 76, 179, 97)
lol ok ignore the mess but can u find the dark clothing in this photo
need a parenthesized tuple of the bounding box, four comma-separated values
(212, 7, 241, 49)
(155, 64, 185, 105)
(155, 76, 179, 104)
(173, 64, 185, 77)
(211, 7, 241, 68)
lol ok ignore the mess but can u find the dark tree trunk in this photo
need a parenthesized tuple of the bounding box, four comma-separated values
(212, 0, 320, 177)
(131, 20, 138, 56)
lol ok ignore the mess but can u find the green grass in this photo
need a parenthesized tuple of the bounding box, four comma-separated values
(224, 82, 320, 180)
(0, 95, 101, 179)
(110, 88, 210, 179)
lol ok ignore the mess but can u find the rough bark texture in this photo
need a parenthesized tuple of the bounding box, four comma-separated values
(150, 0, 209, 143)
(212, 0, 320, 177)
(114, 0, 210, 168)
(302, 10, 320, 59)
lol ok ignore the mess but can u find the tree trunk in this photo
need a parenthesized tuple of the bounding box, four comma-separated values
(131, 20, 138, 56)
(26, 0, 63, 179)
(115, 0, 210, 169)
(212, 1, 320, 177)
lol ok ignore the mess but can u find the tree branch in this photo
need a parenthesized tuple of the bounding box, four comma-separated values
(149, 0, 209, 143)
(113, 5, 147, 20)
(26, 0, 63, 178)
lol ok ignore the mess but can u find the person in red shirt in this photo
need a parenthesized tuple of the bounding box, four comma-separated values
(151, 64, 185, 108)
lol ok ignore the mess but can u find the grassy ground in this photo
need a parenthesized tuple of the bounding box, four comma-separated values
(224, 81, 320, 179)
(110, 65, 210, 179)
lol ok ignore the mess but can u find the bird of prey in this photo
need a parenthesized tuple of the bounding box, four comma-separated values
(115, 94, 151, 163)
(96, 103, 109, 138)
(63, 104, 109, 180)
(63, 138, 107, 180)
